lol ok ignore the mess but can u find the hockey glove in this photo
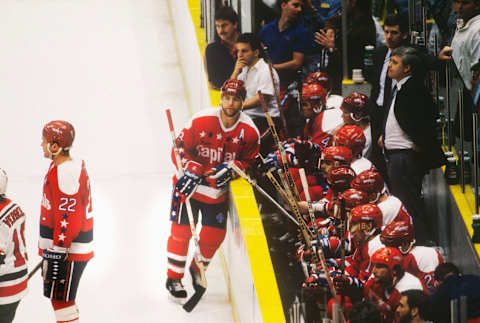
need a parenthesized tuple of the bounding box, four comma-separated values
(42, 248, 67, 281)
(209, 161, 240, 189)
(331, 271, 363, 293)
(294, 140, 321, 169)
(0, 250, 5, 265)
(175, 161, 204, 199)
(261, 152, 281, 173)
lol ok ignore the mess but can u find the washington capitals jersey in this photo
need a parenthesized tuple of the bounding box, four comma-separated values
(0, 198, 28, 304)
(173, 108, 260, 204)
(39, 159, 93, 261)
(377, 195, 412, 227)
(304, 108, 343, 149)
(404, 246, 444, 293)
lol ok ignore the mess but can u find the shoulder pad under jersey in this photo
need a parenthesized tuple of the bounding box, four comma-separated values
(57, 159, 83, 195)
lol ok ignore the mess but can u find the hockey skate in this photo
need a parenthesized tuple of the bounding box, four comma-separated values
(189, 266, 203, 292)
(166, 278, 187, 303)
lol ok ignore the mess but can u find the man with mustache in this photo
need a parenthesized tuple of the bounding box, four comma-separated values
(204, 6, 240, 90)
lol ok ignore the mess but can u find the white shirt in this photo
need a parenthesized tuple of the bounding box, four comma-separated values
(376, 49, 391, 107)
(451, 15, 480, 90)
(362, 125, 372, 158)
(238, 58, 280, 118)
(384, 76, 414, 150)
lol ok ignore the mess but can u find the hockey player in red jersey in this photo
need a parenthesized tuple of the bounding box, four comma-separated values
(302, 83, 343, 150)
(381, 221, 443, 293)
(351, 170, 412, 226)
(0, 169, 28, 323)
(365, 247, 425, 322)
(334, 125, 374, 174)
(39, 120, 93, 323)
(339, 93, 372, 158)
(303, 71, 344, 109)
(166, 79, 260, 301)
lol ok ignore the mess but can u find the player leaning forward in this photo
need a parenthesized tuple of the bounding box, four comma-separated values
(166, 79, 260, 300)
(39, 121, 93, 323)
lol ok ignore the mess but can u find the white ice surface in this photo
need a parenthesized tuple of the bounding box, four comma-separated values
(0, 1, 234, 322)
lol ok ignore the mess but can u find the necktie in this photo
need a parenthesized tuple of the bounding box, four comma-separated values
(383, 75, 392, 108)
(382, 85, 398, 141)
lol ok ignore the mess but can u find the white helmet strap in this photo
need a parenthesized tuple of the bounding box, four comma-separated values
(47, 143, 63, 158)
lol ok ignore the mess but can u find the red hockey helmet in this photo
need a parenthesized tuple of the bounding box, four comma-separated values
(42, 120, 75, 151)
(221, 79, 246, 100)
(321, 146, 353, 164)
(351, 170, 385, 194)
(381, 221, 415, 254)
(371, 247, 404, 273)
(334, 125, 366, 156)
(326, 166, 356, 192)
(302, 83, 327, 113)
(339, 189, 369, 210)
(350, 204, 383, 229)
(303, 72, 331, 91)
(340, 92, 369, 121)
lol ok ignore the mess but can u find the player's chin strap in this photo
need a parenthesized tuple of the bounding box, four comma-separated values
(399, 239, 416, 255)
(350, 112, 368, 123)
(47, 143, 63, 158)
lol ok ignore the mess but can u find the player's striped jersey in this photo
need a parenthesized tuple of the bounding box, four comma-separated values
(0, 198, 28, 305)
(304, 108, 343, 150)
(404, 246, 444, 293)
(172, 108, 260, 204)
(39, 159, 93, 261)
(377, 195, 413, 227)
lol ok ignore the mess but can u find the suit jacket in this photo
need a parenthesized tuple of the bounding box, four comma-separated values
(391, 77, 446, 170)
(367, 45, 389, 141)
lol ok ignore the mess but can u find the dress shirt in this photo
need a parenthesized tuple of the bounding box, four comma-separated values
(238, 58, 280, 118)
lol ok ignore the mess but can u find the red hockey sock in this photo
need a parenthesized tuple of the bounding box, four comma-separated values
(190, 226, 226, 272)
(167, 222, 192, 279)
(51, 299, 79, 323)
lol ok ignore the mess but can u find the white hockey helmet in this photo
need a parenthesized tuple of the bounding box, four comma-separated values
(0, 169, 7, 195)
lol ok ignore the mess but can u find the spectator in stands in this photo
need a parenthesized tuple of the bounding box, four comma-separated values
(258, 0, 311, 137)
(204, 7, 239, 90)
(258, 0, 309, 87)
(429, 262, 480, 322)
(396, 289, 430, 323)
(314, 0, 377, 94)
(368, 14, 410, 182)
(230, 32, 282, 154)
(378, 46, 445, 244)
(439, 0, 480, 142)
(348, 301, 383, 323)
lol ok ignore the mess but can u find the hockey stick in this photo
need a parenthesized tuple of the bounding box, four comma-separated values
(276, 169, 317, 263)
(261, 44, 289, 136)
(258, 91, 300, 201)
(299, 171, 345, 322)
(165, 108, 207, 312)
(229, 162, 299, 226)
(28, 260, 42, 280)
(298, 168, 320, 240)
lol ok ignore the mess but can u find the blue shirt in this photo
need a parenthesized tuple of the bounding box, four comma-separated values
(258, 19, 311, 84)
(258, 19, 310, 65)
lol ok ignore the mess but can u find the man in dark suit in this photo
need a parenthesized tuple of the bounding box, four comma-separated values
(367, 14, 409, 181)
(378, 46, 446, 244)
